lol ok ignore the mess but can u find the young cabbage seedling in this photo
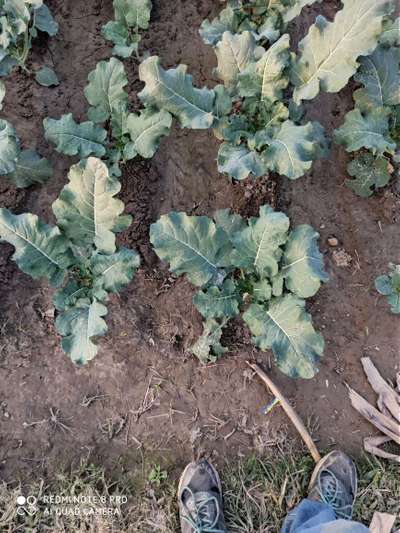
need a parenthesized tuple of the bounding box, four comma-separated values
(0, 157, 140, 365)
(151, 205, 328, 379)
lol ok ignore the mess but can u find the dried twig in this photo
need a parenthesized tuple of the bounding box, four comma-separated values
(246, 361, 321, 463)
(348, 357, 400, 462)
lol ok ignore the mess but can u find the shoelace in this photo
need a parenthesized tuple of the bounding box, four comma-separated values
(181, 487, 225, 533)
(317, 469, 353, 520)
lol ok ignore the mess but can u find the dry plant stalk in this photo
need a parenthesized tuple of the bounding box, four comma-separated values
(246, 361, 321, 463)
(347, 357, 400, 463)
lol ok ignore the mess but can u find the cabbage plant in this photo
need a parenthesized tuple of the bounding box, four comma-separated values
(0, 0, 58, 76)
(102, 0, 152, 59)
(44, 57, 172, 178)
(334, 21, 399, 197)
(375, 264, 400, 314)
(0, 157, 140, 365)
(150, 205, 328, 379)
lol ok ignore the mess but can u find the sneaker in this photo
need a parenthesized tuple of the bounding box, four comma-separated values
(308, 450, 358, 520)
(178, 459, 227, 533)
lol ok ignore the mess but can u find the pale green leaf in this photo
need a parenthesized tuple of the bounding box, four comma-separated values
(334, 108, 395, 155)
(52, 157, 129, 254)
(243, 295, 324, 378)
(375, 264, 400, 314)
(379, 17, 400, 46)
(346, 153, 391, 197)
(56, 299, 108, 365)
(214, 31, 259, 90)
(354, 46, 400, 111)
(113, 0, 151, 30)
(282, 225, 328, 298)
(84, 58, 128, 123)
(0, 208, 73, 286)
(124, 108, 172, 159)
(292, 0, 393, 103)
(218, 142, 267, 180)
(214, 208, 246, 236)
(190, 318, 228, 364)
(91, 247, 140, 296)
(150, 212, 232, 288)
(53, 280, 89, 312)
(0, 118, 18, 174)
(232, 205, 289, 277)
(34, 4, 58, 35)
(6, 149, 52, 187)
(193, 279, 240, 319)
(238, 34, 290, 102)
(252, 279, 272, 302)
(43, 114, 107, 158)
(35, 66, 59, 87)
(138, 56, 216, 129)
(199, 6, 239, 45)
(283, 0, 321, 23)
(263, 120, 323, 179)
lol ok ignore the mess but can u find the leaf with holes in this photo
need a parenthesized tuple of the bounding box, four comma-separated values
(375, 264, 400, 314)
(346, 153, 391, 197)
(334, 108, 395, 155)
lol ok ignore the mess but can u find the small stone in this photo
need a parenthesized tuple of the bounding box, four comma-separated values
(327, 237, 339, 247)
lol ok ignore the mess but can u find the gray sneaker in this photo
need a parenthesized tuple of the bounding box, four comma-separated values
(308, 450, 358, 520)
(178, 459, 227, 533)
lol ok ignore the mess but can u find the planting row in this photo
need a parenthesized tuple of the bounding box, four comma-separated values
(0, 0, 398, 378)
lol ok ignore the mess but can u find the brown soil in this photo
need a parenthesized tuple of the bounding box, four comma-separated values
(0, 0, 399, 484)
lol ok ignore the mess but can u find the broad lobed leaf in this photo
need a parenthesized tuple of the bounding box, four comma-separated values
(84, 58, 128, 123)
(291, 0, 393, 103)
(334, 108, 395, 155)
(43, 114, 107, 158)
(0, 208, 73, 287)
(150, 212, 232, 288)
(56, 299, 108, 365)
(138, 56, 217, 129)
(346, 153, 391, 197)
(52, 157, 130, 254)
(282, 225, 328, 298)
(243, 294, 324, 379)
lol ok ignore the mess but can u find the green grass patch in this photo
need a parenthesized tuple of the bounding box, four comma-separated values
(0, 452, 398, 532)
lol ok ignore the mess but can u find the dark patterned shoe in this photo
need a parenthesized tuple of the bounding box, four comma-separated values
(178, 459, 227, 533)
(308, 450, 358, 519)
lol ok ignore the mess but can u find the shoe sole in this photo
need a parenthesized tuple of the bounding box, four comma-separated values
(178, 460, 223, 499)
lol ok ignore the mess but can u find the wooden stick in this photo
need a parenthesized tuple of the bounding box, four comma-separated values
(246, 361, 321, 463)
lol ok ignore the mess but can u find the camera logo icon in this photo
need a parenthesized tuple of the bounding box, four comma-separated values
(16, 495, 38, 516)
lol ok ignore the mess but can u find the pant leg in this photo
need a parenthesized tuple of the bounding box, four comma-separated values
(281, 499, 370, 533)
